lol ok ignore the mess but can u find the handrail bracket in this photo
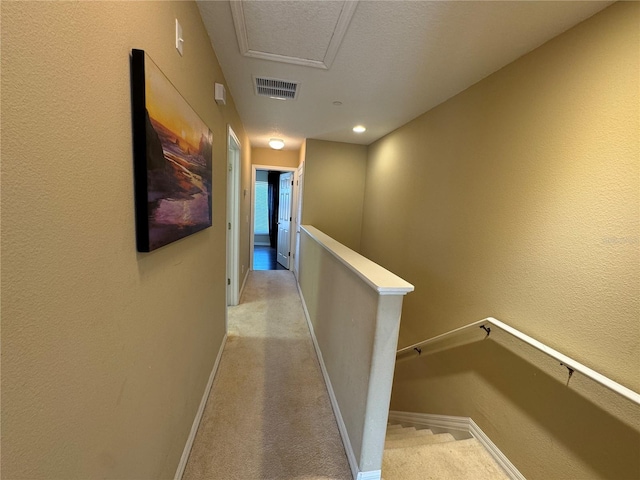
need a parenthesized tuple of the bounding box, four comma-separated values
(560, 363, 575, 386)
(480, 324, 491, 338)
(414, 347, 422, 356)
(397, 316, 640, 406)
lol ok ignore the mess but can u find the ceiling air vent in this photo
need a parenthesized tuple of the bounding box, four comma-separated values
(254, 76, 299, 100)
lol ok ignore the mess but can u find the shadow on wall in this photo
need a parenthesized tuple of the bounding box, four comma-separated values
(392, 340, 640, 479)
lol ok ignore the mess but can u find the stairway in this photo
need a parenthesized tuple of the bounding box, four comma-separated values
(382, 424, 510, 480)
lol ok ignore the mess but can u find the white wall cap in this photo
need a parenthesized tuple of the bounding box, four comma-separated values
(301, 225, 414, 296)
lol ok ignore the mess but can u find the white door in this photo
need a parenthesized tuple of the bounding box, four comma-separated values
(277, 172, 293, 268)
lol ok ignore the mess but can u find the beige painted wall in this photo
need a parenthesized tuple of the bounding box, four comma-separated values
(252, 147, 300, 168)
(1, 2, 250, 479)
(361, 3, 639, 479)
(301, 139, 367, 251)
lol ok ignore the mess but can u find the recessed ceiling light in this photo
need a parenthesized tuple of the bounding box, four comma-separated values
(333, 101, 343, 106)
(269, 138, 285, 150)
(353, 125, 366, 133)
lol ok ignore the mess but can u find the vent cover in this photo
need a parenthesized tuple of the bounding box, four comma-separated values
(254, 76, 299, 100)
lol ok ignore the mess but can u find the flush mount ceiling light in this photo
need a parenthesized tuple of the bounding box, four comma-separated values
(353, 125, 366, 133)
(269, 138, 285, 150)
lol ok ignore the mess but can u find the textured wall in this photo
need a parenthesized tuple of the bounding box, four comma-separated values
(252, 147, 300, 168)
(302, 139, 367, 251)
(1, 2, 249, 479)
(361, 3, 639, 479)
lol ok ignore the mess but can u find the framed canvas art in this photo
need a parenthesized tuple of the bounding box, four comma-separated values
(130, 49, 213, 252)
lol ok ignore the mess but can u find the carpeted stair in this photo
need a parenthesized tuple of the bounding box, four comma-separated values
(383, 424, 510, 480)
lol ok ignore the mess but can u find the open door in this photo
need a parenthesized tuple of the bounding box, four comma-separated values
(277, 172, 293, 268)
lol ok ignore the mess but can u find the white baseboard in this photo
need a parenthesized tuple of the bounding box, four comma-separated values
(388, 411, 525, 480)
(174, 334, 228, 480)
(239, 268, 249, 302)
(357, 470, 382, 480)
(468, 418, 526, 480)
(296, 281, 381, 480)
(388, 411, 471, 439)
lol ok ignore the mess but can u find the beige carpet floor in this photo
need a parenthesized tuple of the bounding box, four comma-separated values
(182, 271, 352, 480)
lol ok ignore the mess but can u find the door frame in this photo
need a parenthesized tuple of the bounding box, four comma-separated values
(250, 164, 298, 271)
(293, 162, 304, 279)
(227, 126, 241, 308)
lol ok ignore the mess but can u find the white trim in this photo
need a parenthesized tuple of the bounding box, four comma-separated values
(469, 418, 527, 480)
(293, 163, 304, 278)
(226, 125, 241, 308)
(229, 1, 249, 57)
(174, 334, 228, 480)
(245, 49, 329, 70)
(323, 1, 359, 69)
(388, 411, 471, 439)
(387, 411, 525, 480)
(300, 226, 414, 295)
(356, 470, 381, 480)
(239, 268, 249, 302)
(297, 281, 380, 480)
(396, 317, 640, 406)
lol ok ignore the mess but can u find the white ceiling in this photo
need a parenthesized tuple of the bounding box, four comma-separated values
(197, 0, 613, 150)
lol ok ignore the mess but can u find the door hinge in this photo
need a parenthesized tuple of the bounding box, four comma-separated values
(291, 180, 294, 185)
(227, 278, 231, 285)
(290, 216, 292, 221)
(288, 251, 291, 256)
(228, 222, 231, 230)
(228, 163, 232, 172)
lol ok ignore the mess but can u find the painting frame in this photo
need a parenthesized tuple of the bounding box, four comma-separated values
(130, 49, 213, 252)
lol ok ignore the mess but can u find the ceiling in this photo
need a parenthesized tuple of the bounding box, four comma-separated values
(197, 0, 613, 150)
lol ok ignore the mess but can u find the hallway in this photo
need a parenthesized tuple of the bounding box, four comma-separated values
(183, 271, 351, 479)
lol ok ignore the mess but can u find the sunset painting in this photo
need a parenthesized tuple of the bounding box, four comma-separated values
(131, 49, 213, 252)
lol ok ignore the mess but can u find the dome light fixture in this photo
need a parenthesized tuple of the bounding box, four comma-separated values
(353, 125, 366, 133)
(269, 138, 285, 150)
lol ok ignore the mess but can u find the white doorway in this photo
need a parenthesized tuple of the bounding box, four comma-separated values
(250, 165, 297, 271)
(226, 126, 241, 307)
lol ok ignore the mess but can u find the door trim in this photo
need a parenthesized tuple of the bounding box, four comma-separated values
(250, 164, 297, 271)
(227, 126, 241, 309)
(293, 162, 304, 278)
